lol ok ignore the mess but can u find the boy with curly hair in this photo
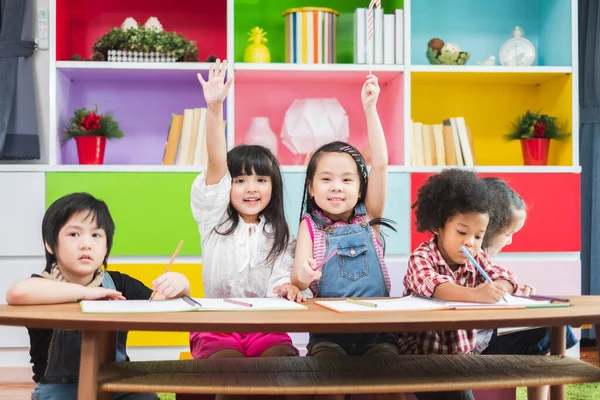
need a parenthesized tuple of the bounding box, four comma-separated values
(398, 169, 519, 400)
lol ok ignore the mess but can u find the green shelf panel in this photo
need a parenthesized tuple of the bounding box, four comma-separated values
(46, 173, 202, 256)
(234, 0, 403, 63)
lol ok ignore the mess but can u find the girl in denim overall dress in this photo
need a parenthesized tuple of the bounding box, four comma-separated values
(291, 75, 404, 400)
(6, 192, 191, 400)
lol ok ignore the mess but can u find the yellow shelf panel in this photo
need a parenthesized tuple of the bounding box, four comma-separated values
(111, 263, 204, 347)
(412, 73, 573, 166)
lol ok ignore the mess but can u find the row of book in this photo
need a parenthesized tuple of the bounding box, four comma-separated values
(161, 108, 225, 166)
(411, 117, 477, 167)
(354, 8, 404, 65)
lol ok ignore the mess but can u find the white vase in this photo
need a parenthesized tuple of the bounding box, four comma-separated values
(244, 117, 278, 157)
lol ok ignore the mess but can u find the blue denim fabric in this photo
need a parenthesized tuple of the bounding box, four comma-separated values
(481, 326, 578, 355)
(307, 203, 397, 354)
(31, 383, 159, 400)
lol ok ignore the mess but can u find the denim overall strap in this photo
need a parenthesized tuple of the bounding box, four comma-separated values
(309, 203, 395, 355)
(41, 273, 128, 384)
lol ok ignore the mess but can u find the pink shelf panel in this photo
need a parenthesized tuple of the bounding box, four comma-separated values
(233, 69, 405, 166)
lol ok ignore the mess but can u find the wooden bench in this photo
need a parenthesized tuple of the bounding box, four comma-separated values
(99, 355, 600, 395)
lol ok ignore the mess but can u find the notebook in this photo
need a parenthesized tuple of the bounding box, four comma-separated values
(80, 297, 307, 313)
(448, 294, 570, 309)
(315, 294, 570, 313)
(315, 295, 451, 313)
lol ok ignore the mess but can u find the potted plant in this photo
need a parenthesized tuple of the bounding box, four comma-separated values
(87, 17, 199, 62)
(65, 107, 124, 164)
(505, 110, 570, 165)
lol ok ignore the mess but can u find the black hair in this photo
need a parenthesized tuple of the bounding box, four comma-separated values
(215, 144, 289, 265)
(482, 177, 526, 248)
(299, 141, 395, 249)
(412, 169, 494, 233)
(42, 192, 115, 272)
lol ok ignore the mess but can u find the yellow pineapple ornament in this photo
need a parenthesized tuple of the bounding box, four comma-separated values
(243, 27, 270, 63)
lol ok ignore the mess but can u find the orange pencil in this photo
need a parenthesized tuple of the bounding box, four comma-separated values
(149, 240, 184, 302)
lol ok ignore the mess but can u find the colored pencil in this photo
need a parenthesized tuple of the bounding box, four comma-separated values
(224, 298, 253, 308)
(149, 240, 184, 302)
(313, 250, 338, 271)
(346, 298, 378, 308)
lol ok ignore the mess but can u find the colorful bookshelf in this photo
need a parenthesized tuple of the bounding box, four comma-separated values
(0, 0, 581, 355)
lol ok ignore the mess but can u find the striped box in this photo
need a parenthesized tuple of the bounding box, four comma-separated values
(283, 7, 339, 64)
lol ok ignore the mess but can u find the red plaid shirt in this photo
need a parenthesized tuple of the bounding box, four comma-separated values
(397, 238, 519, 355)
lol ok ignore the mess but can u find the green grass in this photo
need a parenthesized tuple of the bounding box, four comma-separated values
(516, 384, 600, 400)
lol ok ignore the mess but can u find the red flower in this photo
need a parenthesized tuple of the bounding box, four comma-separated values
(533, 121, 547, 138)
(78, 112, 102, 131)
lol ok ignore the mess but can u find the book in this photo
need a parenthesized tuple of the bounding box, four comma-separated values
(80, 297, 307, 314)
(448, 294, 570, 309)
(315, 294, 570, 313)
(316, 295, 451, 313)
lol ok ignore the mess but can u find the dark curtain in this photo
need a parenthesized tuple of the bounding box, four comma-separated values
(0, 0, 40, 160)
(579, 0, 600, 340)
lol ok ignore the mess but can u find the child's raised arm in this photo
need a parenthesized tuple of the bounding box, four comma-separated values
(361, 74, 388, 220)
(197, 59, 234, 185)
(5, 278, 125, 305)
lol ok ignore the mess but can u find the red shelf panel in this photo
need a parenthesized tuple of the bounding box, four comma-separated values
(410, 173, 581, 253)
(56, 0, 226, 61)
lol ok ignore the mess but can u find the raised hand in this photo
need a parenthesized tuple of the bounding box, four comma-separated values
(197, 59, 234, 105)
(361, 74, 380, 109)
(82, 287, 125, 301)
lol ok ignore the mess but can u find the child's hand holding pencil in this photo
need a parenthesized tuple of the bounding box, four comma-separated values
(149, 240, 191, 301)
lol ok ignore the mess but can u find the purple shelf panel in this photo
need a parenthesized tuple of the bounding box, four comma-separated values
(57, 69, 226, 165)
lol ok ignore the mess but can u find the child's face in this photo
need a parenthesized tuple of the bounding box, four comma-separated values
(309, 152, 360, 221)
(46, 212, 108, 284)
(436, 212, 489, 267)
(230, 172, 272, 224)
(485, 208, 526, 257)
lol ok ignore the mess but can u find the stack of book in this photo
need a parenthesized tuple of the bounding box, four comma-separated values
(410, 117, 477, 167)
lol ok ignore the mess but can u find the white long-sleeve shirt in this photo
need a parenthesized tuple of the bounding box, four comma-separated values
(191, 171, 310, 299)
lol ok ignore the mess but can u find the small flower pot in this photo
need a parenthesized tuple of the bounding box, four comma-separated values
(521, 138, 550, 166)
(75, 136, 106, 164)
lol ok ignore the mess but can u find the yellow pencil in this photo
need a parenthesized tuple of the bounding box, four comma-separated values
(149, 240, 184, 302)
(346, 298, 377, 308)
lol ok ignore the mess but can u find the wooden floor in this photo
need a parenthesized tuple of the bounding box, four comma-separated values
(0, 347, 598, 399)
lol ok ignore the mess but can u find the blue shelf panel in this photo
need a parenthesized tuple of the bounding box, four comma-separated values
(411, 0, 572, 67)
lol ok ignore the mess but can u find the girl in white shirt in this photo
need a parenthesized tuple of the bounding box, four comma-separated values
(189, 60, 307, 391)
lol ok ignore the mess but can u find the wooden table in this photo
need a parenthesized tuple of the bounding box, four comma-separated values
(1, 296, 599, 400)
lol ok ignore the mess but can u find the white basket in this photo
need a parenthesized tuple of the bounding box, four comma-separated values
(107, 50, 177, 63)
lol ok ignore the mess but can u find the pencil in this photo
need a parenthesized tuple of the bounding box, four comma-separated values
(346, 298, 378, 308)
(460, 246, 508, 303)
(224, 298, 253, 307)
(149, 240, 184, 302)
(313, 250, 338, 271)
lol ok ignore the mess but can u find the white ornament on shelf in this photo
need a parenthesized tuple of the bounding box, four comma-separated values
(499, 26, 536, 66)
(281, 98, 349, 160)
(477, 55, 496, 66)
(145, 17, 163, 32)
(107, 50, 176, 63)
(121, 17, 138, 31)
(244, 117, 278, 157)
